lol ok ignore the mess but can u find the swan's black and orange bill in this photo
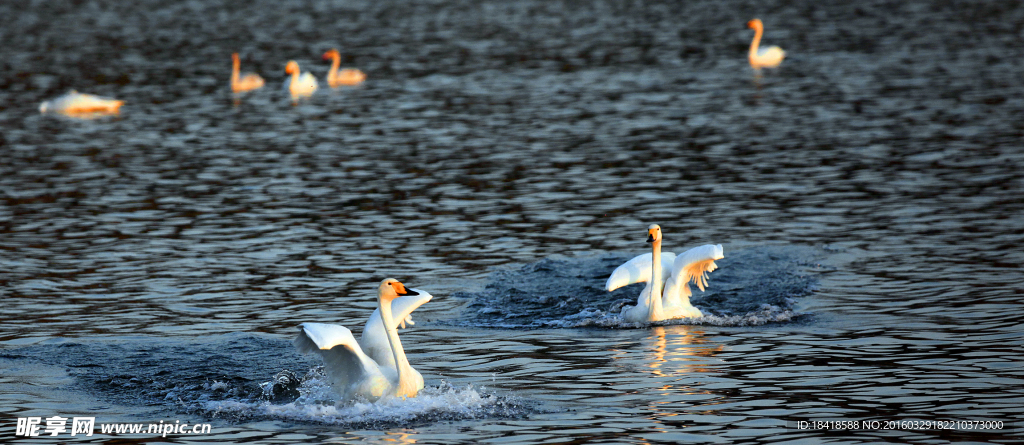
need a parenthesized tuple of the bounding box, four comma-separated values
(388, 280, 420, 296)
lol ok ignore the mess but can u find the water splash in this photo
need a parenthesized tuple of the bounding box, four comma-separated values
(1, 336, 534, 428)
(203, 372, 530, 428)
(454, 245, 826, 328)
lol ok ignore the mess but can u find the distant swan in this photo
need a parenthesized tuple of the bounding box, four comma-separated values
(39, 90, 123, 115)
(295, 279, 425, 401)
(231, 53, 265, 93)
(284, 60, 318, 100)
(747, 19, 785, 69)
(323, 49, 366, 87)
(606, 224, 724, 322)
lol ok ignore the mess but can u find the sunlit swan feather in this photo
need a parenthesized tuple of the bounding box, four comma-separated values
(231, 53, 265, 93)
(323, 49, 366, 87)
(284, 60, 318, 100)
(747, 18, 785, 70)
(360, 287, 432, 369)
(295, 279, 424, 401)
(607, 224, 724, 322)
(39, 90, 123, 115)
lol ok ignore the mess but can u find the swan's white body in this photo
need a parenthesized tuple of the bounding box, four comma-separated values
(747, 19, 785, 69)
(284, 60, 318, 100)
(295, 279, 427, 401)
(607, 224, 723, 322)
(39, 90, 123, 115)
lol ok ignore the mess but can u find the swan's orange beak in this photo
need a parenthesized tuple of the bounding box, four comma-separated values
(390, 281, 409, 295)
(323, 50, 338, 60)
(747, 20, 755, 28)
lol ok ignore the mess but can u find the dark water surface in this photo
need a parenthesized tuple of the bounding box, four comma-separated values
(2, 0, 1023, 443)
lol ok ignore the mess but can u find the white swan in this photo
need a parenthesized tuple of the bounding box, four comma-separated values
(747, 18, 785, 70)
(606, 224, 724, 322)
(284, 60, 318, 101)
(231, 53, 265, 93)
(295, 279, 425, 401)
(359, 287, 432, 369)
(39, 90, 123, 115)
(323, 49, 367, 87)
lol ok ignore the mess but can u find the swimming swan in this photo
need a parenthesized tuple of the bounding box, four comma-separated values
(360, 286, 432, 369)
(747, 19, 785, 69)
(606, 224, 724, 322)
(295, 279, 425, 401)
(231, 53, 265, 93)
(323, 49, 366, 87)
(284, 60, 318, 100)
(39, 90, 123, 115)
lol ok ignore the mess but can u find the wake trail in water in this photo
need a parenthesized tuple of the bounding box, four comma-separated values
(453, 245, 828, 328)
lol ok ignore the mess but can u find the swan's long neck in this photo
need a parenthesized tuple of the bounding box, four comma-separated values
(378, 295, 415, 396)
(231, 58, 240, 86)
(749, 24, 763, 60)
(648, 238, 665, 321)
(329, 55, 340, 81)
(289, 69, 301, 89)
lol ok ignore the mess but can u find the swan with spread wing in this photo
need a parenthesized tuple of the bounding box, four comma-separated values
(606, 224, 723, 322)
(295, 278, 432, 401)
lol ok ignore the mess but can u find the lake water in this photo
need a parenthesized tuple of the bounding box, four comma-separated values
(1, 0, 1023, 443)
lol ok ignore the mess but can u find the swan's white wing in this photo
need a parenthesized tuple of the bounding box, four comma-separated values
(605, 252, 676, 292)
(360, 289, 433, 369)
(663, 244, 724, 307)
(295, 322, 388, 400)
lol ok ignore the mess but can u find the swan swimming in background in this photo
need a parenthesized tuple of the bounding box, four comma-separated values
(231, 53, 265, 93)
(284, 60, 318, 100)
(39, 90, 123, 115)
(295, 279, 426, 401)
(606, 224, 724, 323)
(747, 18, 785, 70)
(323, 49, 366, 87)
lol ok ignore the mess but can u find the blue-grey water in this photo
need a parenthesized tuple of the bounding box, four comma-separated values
(2, 0, 1023, 443)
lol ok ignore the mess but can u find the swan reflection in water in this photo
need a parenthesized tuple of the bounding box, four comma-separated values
(641, 326, 724, 380)
(615, 326, 726, 432)
(612, 325, 724, 384)
(330, 431, 417, 444)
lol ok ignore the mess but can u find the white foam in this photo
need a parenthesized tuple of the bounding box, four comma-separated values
(550, 303, 802, 328)
(203, 376, 523, 426)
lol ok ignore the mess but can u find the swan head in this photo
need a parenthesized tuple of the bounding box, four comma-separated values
(232, 52, 240, 63)
(285, 60, 300, 75)
(747, 18, 763, 30)
(378, 278, 416, 302)
(647, 224, 662, 243)
(323, 49, 340, 61)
